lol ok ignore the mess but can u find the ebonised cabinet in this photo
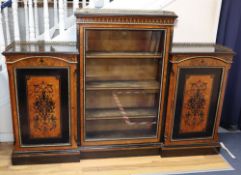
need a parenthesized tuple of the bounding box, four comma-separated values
(3, 9, 234, 164)
(3, 42, 79, 164)
(162, 44, 234, 156)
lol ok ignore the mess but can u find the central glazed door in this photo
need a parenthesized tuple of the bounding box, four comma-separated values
(80, 27, 170, 146)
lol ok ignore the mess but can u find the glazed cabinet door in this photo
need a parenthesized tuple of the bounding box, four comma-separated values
(15, 68, 71, 146)
(81, 28, 168, 145)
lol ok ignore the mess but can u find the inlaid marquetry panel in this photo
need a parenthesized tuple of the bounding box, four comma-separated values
(16, 68, 70, 145)
(26, 76, 61, 139)
(179, 75, 214, 134)
(172, 68, 223, 140)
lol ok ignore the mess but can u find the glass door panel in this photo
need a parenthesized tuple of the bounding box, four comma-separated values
(86, 29, 165, 55)
(84, 29, 165, 142)
(85, 90, 159, 140)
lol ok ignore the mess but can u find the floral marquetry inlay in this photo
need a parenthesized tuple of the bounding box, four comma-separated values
(27, 76, 62, 138)
(179, 75, 214, 133)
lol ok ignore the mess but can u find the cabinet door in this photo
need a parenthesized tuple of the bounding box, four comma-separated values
(171, 68, 223, 140)
(83, 28, 166, 143)
(16, 68, 70, 146)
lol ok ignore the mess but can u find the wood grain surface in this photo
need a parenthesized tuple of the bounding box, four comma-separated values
(27, 76, 61, 139)
(180, 75, 214, 134)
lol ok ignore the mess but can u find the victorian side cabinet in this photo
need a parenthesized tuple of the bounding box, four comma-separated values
(3, 42, 79, 164)
(162, 44, 234, 156)
(2, 9, 234, 165)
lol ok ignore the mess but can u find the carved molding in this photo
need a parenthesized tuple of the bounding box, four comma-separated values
(77, 16, 176, 25)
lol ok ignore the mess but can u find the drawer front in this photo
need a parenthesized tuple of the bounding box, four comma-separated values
(16, 68, 70, 146)
(172, 68, 223, 140)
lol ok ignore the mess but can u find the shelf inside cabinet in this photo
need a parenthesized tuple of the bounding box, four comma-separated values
(86, 108, 157, 120)
(86, 80, 160, 91)
(85, 130, 156, 141)
(85, 52, 162, 59)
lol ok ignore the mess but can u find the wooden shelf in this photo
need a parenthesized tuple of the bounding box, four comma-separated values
(86, 108, 157, 120)
(85, 130, 156, 141)
(86, 80, 160, 90)
(86, 52, 162, 59)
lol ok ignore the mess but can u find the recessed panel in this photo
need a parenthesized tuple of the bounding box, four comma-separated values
(179, 75, 214, 134)
(172, 68, 222, 140)
(16, 68, 70, 145)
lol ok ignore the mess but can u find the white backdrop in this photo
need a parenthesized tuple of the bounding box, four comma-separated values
(163, 0, 222, 43)
(103, 0, 222, 43)
(0, 0, 222, 142)
(0, 56, 13, 142)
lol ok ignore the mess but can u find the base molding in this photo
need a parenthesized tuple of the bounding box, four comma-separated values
(11, 142, 222, 164)
(80, 148, 161, 159)
(161, 143, 221, 157)
(12, 149, 80, 165)
(79, 142, 162, 159)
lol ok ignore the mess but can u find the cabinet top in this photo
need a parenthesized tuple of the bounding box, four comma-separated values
(75, 9, 177, 25)
(171, 43, 234, 55)
(170, 43, 234, 63)
(75, 8, 177, 18)
(2, 42, 79, 55)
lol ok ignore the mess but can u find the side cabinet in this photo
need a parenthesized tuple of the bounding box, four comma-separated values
(162, 44, 234, 156)
(3, 43, 79, 164)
